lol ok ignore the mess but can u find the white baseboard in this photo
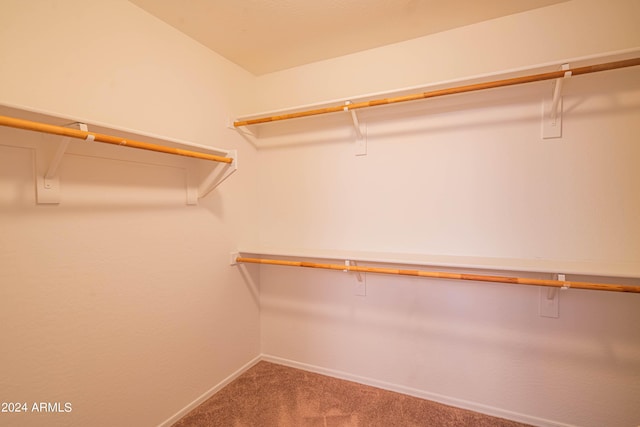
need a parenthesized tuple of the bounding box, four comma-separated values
(157, 355, 262, 427)
(261, 354, 576, 427)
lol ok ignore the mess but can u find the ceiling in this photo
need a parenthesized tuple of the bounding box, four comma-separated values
(129, 0, 568, 76)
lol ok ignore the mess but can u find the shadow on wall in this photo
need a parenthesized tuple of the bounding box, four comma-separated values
(256, 263, 640, 383)
(237, 262, 261, 309)
(0, 126, 229, 219)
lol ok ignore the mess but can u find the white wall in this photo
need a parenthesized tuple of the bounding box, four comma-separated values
(252, 1, 640, 426)
(0, 1, 259, 426)
(255, 69, 640, 267)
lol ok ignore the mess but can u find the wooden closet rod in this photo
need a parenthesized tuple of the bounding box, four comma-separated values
(0, 115, 233, 163)
(236, 257, 640, 293)
(234, 57, 640, 127)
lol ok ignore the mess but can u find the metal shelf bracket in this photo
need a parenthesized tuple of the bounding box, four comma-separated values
(539, 273, 569, 318)
(36, 122, 89, 204)
(542, 63, 571, 139)
(344, 260, 367, 295)
(188, 149, 238, 204)
(345, 101, 367, 156)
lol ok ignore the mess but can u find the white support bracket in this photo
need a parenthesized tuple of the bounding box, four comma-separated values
(188, 149, 238, 204)
(539, 273, 568, 318)
(344, 260, 366, 296)
(344, 102, 363, 140)
(230, 252, 240, 266)
(227, 118, 257, 138)
(542, 63, 571, 139)
(345, 101, 367, 156)
(36, 122, 89, 204)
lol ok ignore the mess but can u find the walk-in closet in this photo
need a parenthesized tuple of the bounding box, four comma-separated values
(1, 1, 639, 426)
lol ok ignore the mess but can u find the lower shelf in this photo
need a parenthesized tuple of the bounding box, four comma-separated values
(235, 247, 640, 280)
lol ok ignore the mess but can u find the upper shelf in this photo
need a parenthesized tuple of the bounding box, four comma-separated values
(232, 48, 640, 142)
(0, 102, 237, 205)
(1, 102, 232, 158)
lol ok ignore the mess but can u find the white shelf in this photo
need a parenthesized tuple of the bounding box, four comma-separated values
(1, 102, 231, 157)
(232, 48, 640, 150)
(0, 102, 237, 204)
(235, 48, 640, 125)
(238, 247, 640, 280)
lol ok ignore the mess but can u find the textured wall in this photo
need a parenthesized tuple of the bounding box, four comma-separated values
(0, 1, 260, 426)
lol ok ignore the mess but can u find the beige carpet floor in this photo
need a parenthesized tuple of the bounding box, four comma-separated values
(173, 361, 532, 427)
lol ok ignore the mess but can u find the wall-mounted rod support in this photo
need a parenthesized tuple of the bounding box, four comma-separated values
(344, 260, 364, 282)
(344, 101, 363, 139)
(550, 64, 571, 123)
(198, 149, 238, 199)
(235, 256, 640, 294)
(233, 57, 640, 127)
(44, 122, 87, 185)
(547, 273, 568, 300)
(0, 115, 233, 164)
